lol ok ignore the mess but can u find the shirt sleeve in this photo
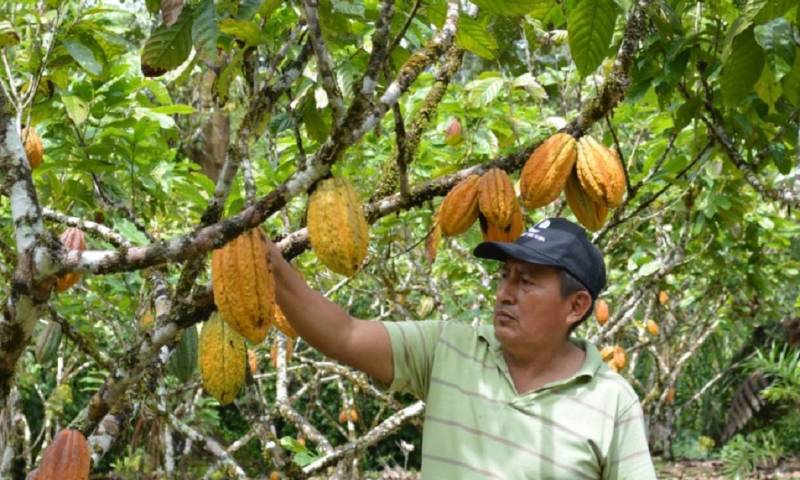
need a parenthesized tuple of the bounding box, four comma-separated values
(603, 400, 657, 480)
(381, 320, 445, 400)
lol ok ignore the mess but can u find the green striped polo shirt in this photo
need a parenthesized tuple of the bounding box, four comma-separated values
(382, 320, 656, 480)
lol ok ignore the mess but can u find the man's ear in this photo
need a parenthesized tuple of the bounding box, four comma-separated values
(566, 290, 593, 328)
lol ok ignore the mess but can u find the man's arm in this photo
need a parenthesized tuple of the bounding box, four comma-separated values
(264, 238, 394, 386)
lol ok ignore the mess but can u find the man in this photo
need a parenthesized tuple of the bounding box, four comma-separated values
(266, 217, 657, 479)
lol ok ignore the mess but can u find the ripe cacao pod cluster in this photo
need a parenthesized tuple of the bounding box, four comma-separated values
(36, 429, 90, 480)
(519, 132, 626, 231)
(22, 126, 44, 169)
(57, 228, 87, 292)
(307, 177, 369, 277)
(211, 228, 274, 344)
(600, 345, 627, 372)
(437, 169, 525, 243)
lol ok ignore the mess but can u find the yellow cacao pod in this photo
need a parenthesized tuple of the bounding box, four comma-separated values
(438, 174, 480, 236)
(211, 228, 274, 344)
(248, 349, 258, 375)
(307, 177, 369, 277)
(520, 133, 577, 208)
(600, 345, 615, 362)
(611, 346, 627, 372)
(478, 168, 517, 229)
(594, 299, 609, 326)
(56, 227, 87, 292)
(199, 313, 247, 404)
(575, 136, 625, 208)
(565, 169, 608, 231)
(479, 199, 524, 242)
(646, 320, 659, 336)
(425, 215, 441, 264)
(658, 290, 669, 305)
(349, 407, 359, 422)
(273, 305, 297, 339)
(22, 126, 44, 169)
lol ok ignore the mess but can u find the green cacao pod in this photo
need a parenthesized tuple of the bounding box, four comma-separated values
(211, 228, 274, 344)
(565, 169, 608, 231)
(438, 174, 480, 237)
(168, 325, 198, 382)
(478, 168, 517, 229)
(519, 132, 578, 209)
(307, 177, 370, 277)
(199, 313, 247, 405)
(37, 429, 90, 480)
(575, 135, 626, 208)
(35, 321, 62, 364)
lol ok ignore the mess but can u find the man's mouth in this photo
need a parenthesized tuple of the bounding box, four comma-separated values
(495, 310, 515, 322)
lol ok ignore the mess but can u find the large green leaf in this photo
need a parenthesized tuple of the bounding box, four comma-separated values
(750, 0, 797, 24)
(567, 0, 617, 78)
(62, 95, 89, 125)
(719, 27, 765, 105)
(192, 0, 218, 60)
(63, 38, 103, 76)
(754, 65, 781, 113)
(470, 0, 555, 17)
(754, 18, 795, 80)
(781, 48, 800, 107)
(140, 6, 194, 77)
(218, 18, 264, 45)
(456, 16, 498, 60)
(465, 73, 505, 107)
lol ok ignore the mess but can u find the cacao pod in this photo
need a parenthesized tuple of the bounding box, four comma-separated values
(665, 387, 676, 405)
(307, 177, 369, 277)
(519, 133, 578, 209)
(199, 313, 247, 405)
(270, 471, 281, 480)
(658, 290, 669, 305)
(646, 320, 659, 336)
(139, 310, 154, 330)
(349, 407, 359, 422)
(565, 169, 608, 231)
(248, 349, 258, 375)
(168, 325, 198, 382)
(22, 126, 44, 169)
(338, 409, 348, 423)
(444, 118, 463, 146)
(600, 345, 615, 362)
(594, 299, 609, 326)
(273, 305, 297, 339)
(35, 321, 62, 364)
(575, 136, 625, 208)
(56, 228, 87, 292)
(438, 174, 480, 237)
(479, 199, 523, 243)
(270, 337, 295, 368)
(211, 228, 274, 343)
(611, 346, 626, 372)
(477, 168, 516, 229)
(37, 429, 90, 480)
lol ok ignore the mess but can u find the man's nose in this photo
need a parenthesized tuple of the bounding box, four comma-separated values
(496, 278, 516, 304)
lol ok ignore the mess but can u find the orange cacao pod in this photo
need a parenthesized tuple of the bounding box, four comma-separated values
(646, 320, 659, 336)
(666, 387, 676, 405)
(479, 199, 523, 242)
(478, 168, 516, 229)
(211, 228, 274, 344)
(56, 228, 87, 292)
(37, 429, 90, 480)
(594, 299, 609, 325)
(658, 290, 669, 305)
(600, 345, 615, 362)
(520, 133, 577, 208)
(248, 349, 258, 375)
(349, 407, 359, 422)
(307, 177, 369, 277)
(22, 126, 44, 169)
(425, 215, 441, 264)
(611, 346, 627, 372)
(438, 174, 480, 236)
(565, 169, 608, 231)
(273, 305, 297, 338)
(575, 136, 625, 208)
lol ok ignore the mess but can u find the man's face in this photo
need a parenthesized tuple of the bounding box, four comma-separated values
(493, 259, 574, 348)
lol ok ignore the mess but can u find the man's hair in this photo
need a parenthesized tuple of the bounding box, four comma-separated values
(559, 269, 594, 334)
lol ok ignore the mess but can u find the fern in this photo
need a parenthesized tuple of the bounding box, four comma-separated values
(721, 431, 783, 479)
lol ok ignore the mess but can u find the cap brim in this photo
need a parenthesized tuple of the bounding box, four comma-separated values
(473, 241, 560, 268)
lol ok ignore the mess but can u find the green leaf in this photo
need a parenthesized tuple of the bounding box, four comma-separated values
(567, 0, 618, 78)
(769, 143, 791, 175)
(237, 0, 262, 20)
(456, 16, 498, 60)
(63, 39, 103, 76)
(332, 0, 364, 17)
(140, 7, 194, 77)
(114, 218, 150, 246)
(62, 95, 89, 125)
(470, 0, 555, 17)
(218, 18, 264, 45)
(148, 104, 195, 114)
(781, 48, 800, 107)
(719, 27, 765, 105)
(751, 0, 796, 24)
(674, 97, 701, 132)
(465, 74, 505, 107)
(192, 0, 218, 60)
(511, 73, 548, 99)
(0, 20, 20, 48)
(259, 0, 282, 19)
(754, 64, 781, 113)
(754, 18, 795, 80)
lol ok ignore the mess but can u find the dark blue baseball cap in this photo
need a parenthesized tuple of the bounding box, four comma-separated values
(473, 217, 606, 299)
